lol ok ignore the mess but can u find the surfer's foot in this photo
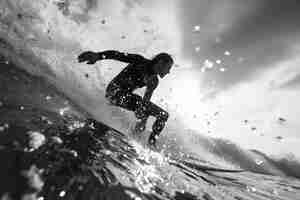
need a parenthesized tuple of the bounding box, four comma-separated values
(148, 133, 158, 148)
(133, 119, 147, 134)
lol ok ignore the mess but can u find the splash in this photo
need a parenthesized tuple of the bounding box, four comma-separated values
(129, 141, 167, 193)
(0, 0, 182, 130)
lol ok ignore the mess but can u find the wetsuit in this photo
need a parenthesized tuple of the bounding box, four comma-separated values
(97, 51, 169, 142)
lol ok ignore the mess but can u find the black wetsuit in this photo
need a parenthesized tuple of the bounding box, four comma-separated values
(98, 51, 169, 139)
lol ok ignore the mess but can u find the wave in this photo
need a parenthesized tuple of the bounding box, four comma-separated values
(1, 26, 300, 179)
(1, 0, 300, 181)
(183, 129, 300, 179)
(1, 58, 300, 200)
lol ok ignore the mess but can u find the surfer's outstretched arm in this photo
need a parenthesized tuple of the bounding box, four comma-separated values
(78, 50, 148, 65)
(98, 50, 148, 64)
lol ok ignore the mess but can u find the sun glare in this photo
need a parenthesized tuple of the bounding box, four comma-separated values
(168, 71, 210, 130)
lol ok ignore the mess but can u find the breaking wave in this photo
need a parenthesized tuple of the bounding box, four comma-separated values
(1, 0, 300, 180)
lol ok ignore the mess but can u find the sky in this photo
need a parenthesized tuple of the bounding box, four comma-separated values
(162, 0, 300, 157)
(1, 0, 300, 158)
(179, 0, 300, 90)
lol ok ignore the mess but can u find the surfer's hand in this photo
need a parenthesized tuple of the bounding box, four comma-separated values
(78, 51, 99, 64)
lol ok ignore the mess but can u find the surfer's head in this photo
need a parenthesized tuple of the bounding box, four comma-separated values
(152, 53, 174, 78)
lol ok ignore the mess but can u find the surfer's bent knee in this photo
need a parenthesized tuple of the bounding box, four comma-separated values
(152, 111, 168, 134)
(158, 110, 169, 122)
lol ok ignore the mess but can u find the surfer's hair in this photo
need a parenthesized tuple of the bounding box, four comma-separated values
(152, 53, 174, 65)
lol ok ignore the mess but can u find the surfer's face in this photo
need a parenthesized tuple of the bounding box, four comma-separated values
(153, 59, 172, 78)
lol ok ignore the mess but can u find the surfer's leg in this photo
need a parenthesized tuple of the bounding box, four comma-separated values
(130, 99, 169, 138)
(146, 104, 169, 145)
(105, 89, 149, 132)
(106, 88, 168, 143)
(106, 90, 139, 111)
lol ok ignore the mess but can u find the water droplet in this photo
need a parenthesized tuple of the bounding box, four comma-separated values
(45, 95, 52, 100)
(224, 51, 231, 56)
(204, 59, 214, 69)
(272, 189, 278, 195)
(216, 60, 222, 64)
(255, 159, 263, 165)
(41, 116, 47, 121)
(246, 186, 257, 193)
(59, 191, 66, 197)
(27, 131, 46, 150)
(59, 107, 69, 116)
(51, 136, 63, 144)
(193, 25, 201, 32)
(78, 185, 83, 191)
(70, 150, 78, 157)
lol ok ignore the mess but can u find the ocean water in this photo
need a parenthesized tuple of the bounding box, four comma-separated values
(1, 1, 300, 199)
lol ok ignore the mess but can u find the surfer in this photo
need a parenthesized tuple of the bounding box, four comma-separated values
(77, 50, 174, 146)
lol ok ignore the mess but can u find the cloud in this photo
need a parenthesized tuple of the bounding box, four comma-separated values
(223, 0, 300, 48)
(179, 0, 300, 91)
(215, 0, 300, 89)
(85, 0, 98, 11)
(280, 74, 300, 89)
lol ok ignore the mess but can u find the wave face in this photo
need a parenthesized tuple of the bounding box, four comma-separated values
(181, 130, 300, 178)
(1, 57, 300, 200)
(1, 1, 300, 199)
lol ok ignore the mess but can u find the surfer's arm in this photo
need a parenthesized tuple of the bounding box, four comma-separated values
(143, 88, 154, 103)
(143, 76, 158, 102)
(97, 50, 148, 64)
(78, 50, 148, 65)
(134, 79, 158, 120)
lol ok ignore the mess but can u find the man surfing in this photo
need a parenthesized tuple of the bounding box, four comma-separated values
(77, 50, 174, 147)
